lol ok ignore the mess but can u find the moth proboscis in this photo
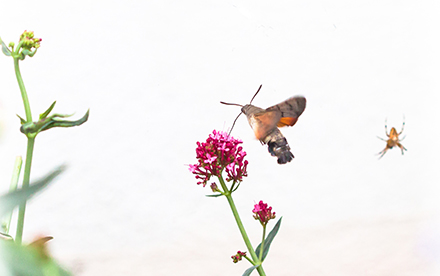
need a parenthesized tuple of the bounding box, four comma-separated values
(221, 85, 306, 164)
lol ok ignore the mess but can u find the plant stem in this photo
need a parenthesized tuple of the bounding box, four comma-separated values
(13, 56, 35, 245)
(259, 224, 267, 261)
(14, 58, 32, 122)
(218, 176, 266, 276)
(15, 138, 35, 244)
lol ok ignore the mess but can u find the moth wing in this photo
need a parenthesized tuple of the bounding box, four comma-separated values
(253, 111, 281, 140)
(266, 96, 306, 127)
(277, 117, 298, 127)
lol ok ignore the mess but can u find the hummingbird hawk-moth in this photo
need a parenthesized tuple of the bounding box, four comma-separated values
(221, 85, 306, 164)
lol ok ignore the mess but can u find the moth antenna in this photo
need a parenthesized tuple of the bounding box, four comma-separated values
(228, 112, 242, 136)
(220, 101, 243, 107)
(249, 84, 263, 104)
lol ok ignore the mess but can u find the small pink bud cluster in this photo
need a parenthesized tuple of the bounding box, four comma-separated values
(189, 130, 248, 187)
(231, 251, 246, 263)
(210, 183, 219, 192)
(20, 30, 42, 50)
(253, 201, 276, 225)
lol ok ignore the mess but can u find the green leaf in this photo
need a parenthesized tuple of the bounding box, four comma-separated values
(16, 114, 26, 125)
(45, 113, 75, 121)
(0, 166, 65, 218)
(242, 265, 259, 276)
(39, 101, 56, 119)
(255, 217, 282, 261)
(39, 109, 89, 132)
(0, 240, 44, 276)
(0, 38, 11, 56)
(0, 232, 13, 241)
(205, 193, 223, 197)
(0, 239, 72, 276)
(20, 110, 89, 137)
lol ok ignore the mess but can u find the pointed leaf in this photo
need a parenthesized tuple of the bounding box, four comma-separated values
(28, 236, 53, 247)
(39, 109, 89, 132)
(205, 194, 223, 197)
(255, 244, 261, 258)
(242, 265, 259, 276)
(0, 38, 11, 56)
(48, 113, 74, 119)
(16, 114, 26, 125)
(0, 232, 13, 241)
(39, 101, 56, 119)
(0, 166, 65, 217)
(255, 217, 282, 261)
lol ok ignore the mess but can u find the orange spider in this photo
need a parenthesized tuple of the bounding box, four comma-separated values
(377, 118, 407, 159)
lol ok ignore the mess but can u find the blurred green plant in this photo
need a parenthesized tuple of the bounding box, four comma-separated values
(0, 166, 72, 276)
(0, 30, 89, 275)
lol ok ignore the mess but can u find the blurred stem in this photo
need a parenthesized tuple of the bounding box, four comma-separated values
(2, 156, 23, 234)
(15, 138, 35, 244)
(218, 175, 266, 276)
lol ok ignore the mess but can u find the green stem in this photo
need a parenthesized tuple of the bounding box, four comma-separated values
(14, 57, 32, 122)
(15, 138, 35, 244)
(217, 176, 266, 276)
(259, 224, 267, 261)
(13, 55, 36, 244)
(243, 255, 253, 264)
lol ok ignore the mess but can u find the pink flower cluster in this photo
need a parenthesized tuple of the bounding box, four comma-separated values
(253, 201, 276, 225)
(231, 251, 246, 263)
(189, 130, 248, 187)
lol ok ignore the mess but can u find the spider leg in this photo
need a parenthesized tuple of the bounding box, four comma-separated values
(377, 136, 387, 141)
(399, 116, 405, 135)
(397, 143, 407, 154)
(377, 148, 388, 159)
(384, 118, 389, 137)
(400, 134, 406, 141)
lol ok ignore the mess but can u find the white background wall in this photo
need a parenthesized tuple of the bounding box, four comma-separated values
(0, 1, 439, 275)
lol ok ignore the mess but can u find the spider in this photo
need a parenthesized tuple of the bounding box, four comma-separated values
(377, 118, 407, 159)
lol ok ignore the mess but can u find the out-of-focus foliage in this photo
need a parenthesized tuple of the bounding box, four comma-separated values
(0, 166, 71, 275)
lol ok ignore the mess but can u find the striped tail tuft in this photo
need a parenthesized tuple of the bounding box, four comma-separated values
(267, 137, 294, 164)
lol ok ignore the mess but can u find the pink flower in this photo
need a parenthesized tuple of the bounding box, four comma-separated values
(189, 130, 248, 187)
(253, 201, 276, 225)
(231, 251, 246, 263)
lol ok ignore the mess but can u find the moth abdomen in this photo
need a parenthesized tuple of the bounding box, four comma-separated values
(261, 128, 294, 164)
(268, 142, 293, 164)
